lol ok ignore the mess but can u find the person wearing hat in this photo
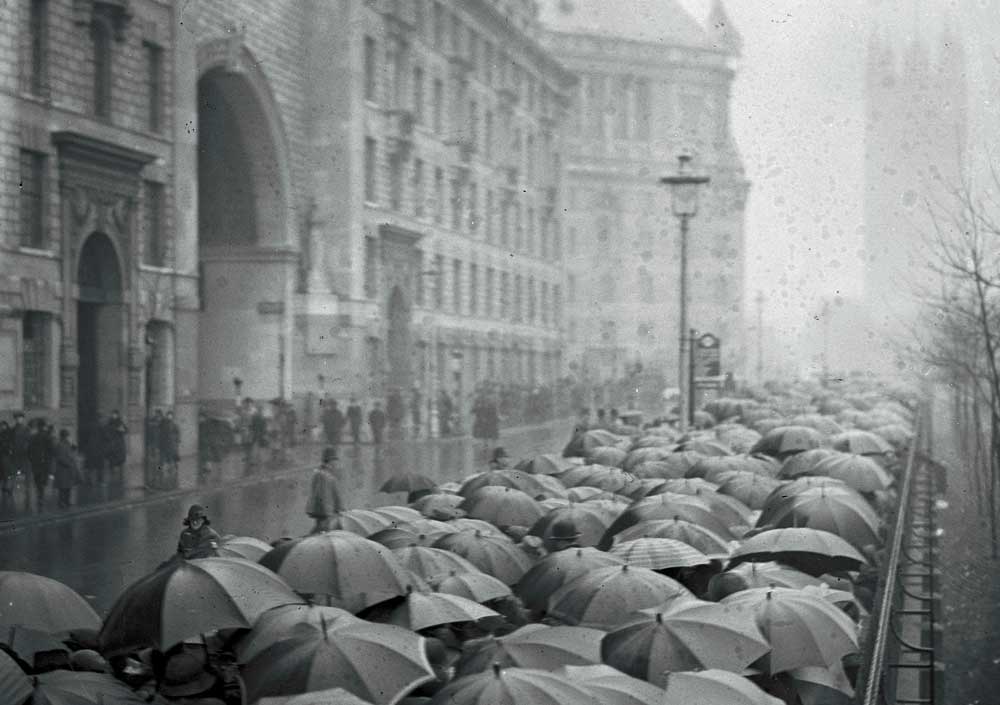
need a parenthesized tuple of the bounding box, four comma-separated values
(157, 645, 225, 704)
(543, 517, 582, 554)
(177, 505, 221, 559)
(306, 447, 343, 534)
(488, 446, 510, 470)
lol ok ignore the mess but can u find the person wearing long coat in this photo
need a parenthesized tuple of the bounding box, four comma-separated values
(306, 447, 343, 533)
(102, 411, 128, 484)
(27, 421, 53, 511)
(53, 429, 78, 509)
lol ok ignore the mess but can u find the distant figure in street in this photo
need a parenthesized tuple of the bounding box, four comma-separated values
(438, 390, 453, 436)
(247, 401, 268, 466)
(489, 447, 510, 470)
(322, 399, 345, 447)
(595, 408, 607, 429)
(306, 447, 343, 534)
(369, 401, 386, 445)
(53, 429, 79, 509)
(102, 410, 128, 485)
(145, 409, 163, 480)
(0, 421, 13, 497)
(159, 410, 180, 480)
(28, 420, 53, 512)
(386, 388, 404, 439)
(10, 412, 30, 501)
(177, 504, 221, 559)
(346, 396, 363, 444)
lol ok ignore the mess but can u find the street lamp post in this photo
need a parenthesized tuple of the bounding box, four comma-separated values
(661, 154, 709, 434)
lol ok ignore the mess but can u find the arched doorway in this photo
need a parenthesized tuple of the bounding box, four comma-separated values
(196, 59, 294, 406)
(77, 232, 123, 467)
(386, 286, 412, 393)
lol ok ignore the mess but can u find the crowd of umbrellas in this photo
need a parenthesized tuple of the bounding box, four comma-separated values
(0, 380, 917, 705)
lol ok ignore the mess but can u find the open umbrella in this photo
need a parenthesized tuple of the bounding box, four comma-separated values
(411, 493, 465, 519)
(455, 624, 603, 676)
(432, 571, 512, 603)
(601, 599, 770, 683)
(432, 532, 533, 586)
(373, 506, 424, 523)
(658, 477, 720, 495)
(380, 473, 437, 495)
(400, 518, 461, 536)
(514, 548, 625, 613)
(459, 470, 557, 499)
(556, 665, 665, 705)
(587, 446, 628, 468)
(546, 565, 693, 629)
(690, 455, 781, 482)
(661, 669, 784, 705)
(392, 546, 481, 583)
(633, 453, 704, 479)
(0, 572, 101, 634)
(810, 453, 892, 493)
(751, 426, 824, 458)
(790, 415, 844, 436)
(242, 620, 434, 705)
(623, 447, 673, 470)
(237, 603, 358, 663)
(600, 493, 736, 549)
(99, 557, 301, 656)
(459, 487, 545, 528)
(256, 688, 376, 705)
(676, 438, 733, 456)
(379, 589, 499, 632)
(779, 449, 838, 478)
(528, 505, 617, 548)
(779, 664, 855, 705)
(0, 649, 31, 705)
(717, 472, 783, 511)
(33, 671, 170, 704)
(429, 664, 599, 705)
(758, 477, 856, 525)
(260, 532, 411, 613)
(217, 535, 273, 561)
(370, 528, 442, 550)
(1, 625, 68, 667)
(560, 465, 637, 493)
(611, 518, 732, 558)
(720, 587, 859, 674)
(724, 561, 823, 590)
(449, 517, 507, 536)
(609, 538, 711, 570)
(830, 430, 892, 456)
(332, 509, 394, 537)
(760, 488, 881, 550)
(872, 424, 914, 448)
(521, 454, 579, 475)
(729, 528, 867, 575)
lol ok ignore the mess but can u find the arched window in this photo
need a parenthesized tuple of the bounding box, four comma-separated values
(92, 18, 113, 117)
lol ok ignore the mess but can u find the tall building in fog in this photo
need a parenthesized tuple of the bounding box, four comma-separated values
(538, 0, 748, 385)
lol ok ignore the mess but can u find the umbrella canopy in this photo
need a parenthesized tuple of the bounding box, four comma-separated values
(455, 624, 603, 676)
(581, 429, 631, 452)
(759, 478, 857, 524)
(429, 665, 599, 705)
(99, 557, 300, 656)
(514, 548, 625, 613)
(587, 446, 628, 468)
(400, 518, 461, 536)
(658, 478, 720, 495)
(676, 438, 733, 456)
(633, 453, 704, 479)
(721, 587, 859, 674)
(546, 564, 693, 630)
(0, 572, 101, 634)
(332, 509, 394, 537)
(237, 603, 358, 663)
(260, 531, 411, 613)
(411, 493, 465, 519)
(432, 571, 512, 603)
(32, 670, 169, 705)
(449, 517, 507, 536)
(601, 599, 770, 683)
(790, 415, 844, 436)
(779, 664, 855, 705)
(612, 518, 732, 558)
(724, 561, 823, 590)
(717, 472, 783, 511)
(432, 532, 533, 586)
(459, 470, 559, 499)
(528, 505, 617, 548)
(751, 426, 824, 458)
(0, 649, 30, 705)
(760, 488, 881, 550)
(256, 687, 376, 705)
(373, 506, 424, 523)
(379, 589, 499, 632)
(459, 487, 545, 528)
(661, 669, 784, 705)
(559, 465, 637, 493)
(716, 427, 763, 454)
(1, 625, 68, 667)
(729, 528, 867, 576)
(521, 454, 579, 475)
(556, 665, 665, 705)
(242, 620, 434, 705)
(600, 493, 736, 549)
(690, 455, 782, 482)
(622, 447, 673, 471)
(608, 538, 711, 570)
(217, 535, 273, 562)
(810, 453, 893, 493)
(830, 430, 893, 456)
(780, 449, 838, 478)
(872, 424, 914, 447)
(392, 546, 481, 582)
(380, 473, 437, 494)
(370, 528, 443, 550)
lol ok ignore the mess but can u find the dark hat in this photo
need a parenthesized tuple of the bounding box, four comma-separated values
(322, 446, 338, 463)
(491, 447, 510, 461)
(548, 517, 581, 541)
(186, 505, 208, 521)
(160, 647, 216, 698)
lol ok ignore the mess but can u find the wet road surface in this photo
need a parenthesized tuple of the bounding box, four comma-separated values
(0, 421, 570, 616)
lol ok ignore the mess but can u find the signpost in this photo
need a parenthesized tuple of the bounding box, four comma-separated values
(689, 332, 723, 425)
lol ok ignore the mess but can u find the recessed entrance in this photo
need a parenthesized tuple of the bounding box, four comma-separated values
(386, 286, 412, 393)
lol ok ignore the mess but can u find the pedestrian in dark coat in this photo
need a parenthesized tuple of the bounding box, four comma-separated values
(321, 400, 345, 447)
(386, 389, 404, 439)
(159, 411, 180, 471)
(53, 429, 78, 509)
(306, 447, 343, 534)
(10, 412, 31, 496)
(102, 410, 128, 484)
(368, 401, 386, 445)
(176, 505, 221, 559)
(28, 421, 53, 511)
(346, 397, 363, 444)
(0, 421, 12, 497)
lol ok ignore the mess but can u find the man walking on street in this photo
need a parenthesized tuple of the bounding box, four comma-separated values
(102, 410, 128, 486)
(306, 447, 343, 534)
(322, 398, 346, 448)
(28, 420, 53, 512)
(368, 401, 386, 445)
(347, 396, 363, 444)
(53, 429, 78, 509)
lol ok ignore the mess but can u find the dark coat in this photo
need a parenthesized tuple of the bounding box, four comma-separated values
(322, 405, 346, 442)
(306, 465, 343, 519)
(177, 523, 222, 559)
(368, 408, 386, 432)
(103, 419, 128, 467)
(53, 439, 79, 490)
(159, 419, 180, 462)
(346, 404, 363, 432)
(28, 431, 53, 484)
(10, 423, 30, 467)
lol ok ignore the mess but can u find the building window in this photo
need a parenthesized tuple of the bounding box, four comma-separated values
(364, 36, 377, 102)
(469, 264, 478, 315)
(412, 159, 425, 217)
(485, 189, 494, 243)
(146, 43, 163, 132)
(541, 282, 549, 326)
(469, 100, 478, 146)
(514, 275, 523, 322)
(434, 254, 445, 309)
(613, 78, 630, 139)
(19, 149, 45, 249)
(553, 285, 563, 321)
(389, 153, 403, 211)
(485, 267, 495, 317)
(92, 19, 113, 118)
(467, 182, 478, 234)
(364, 137, 377, 202)
(526, 207, 535, 255)
(450, 179, 462, 231)
(415, 249, 425, 306)
(586, 74, 604, 139)
(432, 78, 444, 134)
(25, 0, 48, 96)
(412, 66, 424, 123)
(434, 167, 444, 223)
(433, 1, 445, 49)
(634, 79, 651, 140)
(527, 277, 536, 323)
(500, 272, 510, 319)
(364, 235, 378, 298)
(484, 110, 493, 160)
(144, 181, 165, 266)
(22, 312, 49, 409)
(452, 259, 462, 314)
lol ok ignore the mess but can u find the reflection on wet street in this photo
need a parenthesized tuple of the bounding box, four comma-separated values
(0, 422, 569, 616)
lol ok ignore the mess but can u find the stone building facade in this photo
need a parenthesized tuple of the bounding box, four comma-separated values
(538, 0, 749, 385)
(0, 0, 574, 471)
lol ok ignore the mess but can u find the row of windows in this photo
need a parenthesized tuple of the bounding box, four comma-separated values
(18, 148, 166, 266)
(22, 0, 165, 133)
(574, 73, 653, 142)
